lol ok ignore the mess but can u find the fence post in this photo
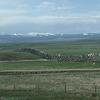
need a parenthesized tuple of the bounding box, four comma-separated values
(92, 83, 97, 97)
(64, 82, 67, 93)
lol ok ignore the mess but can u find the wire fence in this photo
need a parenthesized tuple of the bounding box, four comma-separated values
(0, 69, 100, 100)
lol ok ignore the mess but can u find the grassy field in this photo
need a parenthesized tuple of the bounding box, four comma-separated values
(0, 40, 100, 55)
(0, 70, 99, 100)
(0, 61, 100, 70)
(0, 92, 97, 100)
(0, 51, 40, 60)
(0, 40, 100, 70)
(0, 40, 100, 100)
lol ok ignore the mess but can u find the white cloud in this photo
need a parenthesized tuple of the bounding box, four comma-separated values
(36, 1, 56, 11)
(0, 0, 73, 18)
(56, 6, 71, 10)
(0, 15, 100, 27)
(0, 0, 100, 28)
(40, 1, 54, 6)
(35, 1, 73, 15)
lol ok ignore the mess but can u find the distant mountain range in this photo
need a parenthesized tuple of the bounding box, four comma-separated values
(0, 33, 100, 43)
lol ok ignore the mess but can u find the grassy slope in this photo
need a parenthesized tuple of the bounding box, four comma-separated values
(0, 51, 40, 60)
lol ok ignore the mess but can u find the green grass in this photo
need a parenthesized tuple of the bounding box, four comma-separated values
(0, 51, 41, 61)
(0, 61, 99, 70)
(0, 40, 100, 55)
(0, 40, 100, 70)
(0, 40, 100, 100)
(0, 91, 97, 100)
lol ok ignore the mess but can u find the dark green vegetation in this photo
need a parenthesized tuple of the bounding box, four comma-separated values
(0, 91, 97, 100)
(0, 40, 100, 70)
(0, 51, 40, 61)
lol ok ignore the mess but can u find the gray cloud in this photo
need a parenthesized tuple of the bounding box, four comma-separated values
(0, 15, 100, 27)
(0, 0, 100, 34)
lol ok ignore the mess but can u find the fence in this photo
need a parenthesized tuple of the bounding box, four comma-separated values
(0, 69, 100, 100)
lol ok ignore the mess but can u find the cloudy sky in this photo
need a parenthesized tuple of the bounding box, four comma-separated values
(0, 0, 100, 34)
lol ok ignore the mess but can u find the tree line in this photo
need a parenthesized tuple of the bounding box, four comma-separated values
(17, 48, 98, 62)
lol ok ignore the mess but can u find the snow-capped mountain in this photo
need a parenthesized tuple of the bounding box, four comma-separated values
(0, 32, 100, 43)
(13, 32, 55, 37)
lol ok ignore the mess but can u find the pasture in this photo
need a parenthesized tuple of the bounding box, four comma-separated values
(0, 40, 100, 100)
(0, 40, 100, 56)
(0, 40, 100, 70)
(0, 69, 100, 100)
(0, 61, 100, 70)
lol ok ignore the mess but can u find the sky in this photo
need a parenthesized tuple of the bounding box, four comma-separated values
(0, 0, 100, 34)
